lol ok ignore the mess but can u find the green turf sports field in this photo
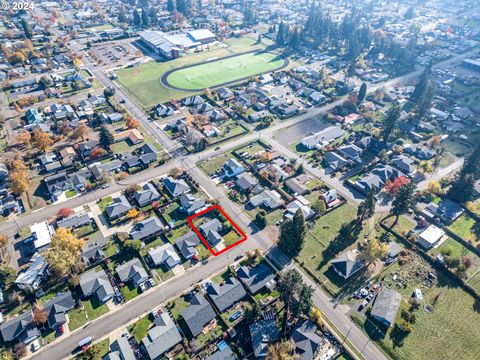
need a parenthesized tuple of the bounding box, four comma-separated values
(164, 52, 286, 90)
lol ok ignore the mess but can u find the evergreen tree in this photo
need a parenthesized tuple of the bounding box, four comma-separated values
(118, 11, 127, 23)
(133, 9, 141, 26)
(357, 82, 367, 105)
(167, 0, 175, 12)
(276, 22, 288, 46)
(141, 7, 149, 26)
(21, 18, 32, 39)
(391, 181, 416, 219)
(404, 6, 415, 20)
(381, 104, 401, 144)
(447, 144, 480, 203)
(99, 126, 114, 150)
(293, 284, 314, 318)
(176, 0, 186, 15)
(289, 28, 301, 50)
(357, 190, 375, 222)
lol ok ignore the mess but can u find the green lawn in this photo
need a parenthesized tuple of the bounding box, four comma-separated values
(448, 214, 479, 243)
(111, 140, 132, 154)
(68, 306, 88, 331)
(168, 296, 189, 320)
(66, 190, 76, 198)
(166, 52, 285, 90)
(154, 266, 174, 284)
(430, 237, 480, 278)
(128, 315, 153, 343)
(84, 297, 109, 320)
(98, 196, 113, 212)
(120, 283, 139, 302)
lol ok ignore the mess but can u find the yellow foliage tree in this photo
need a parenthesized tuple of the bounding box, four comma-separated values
(44, 228, 84, 276)
(9, 171, 29, 195)
(126, 208, 139, 219)
(363, 238, 388, 265)
(426, 181, 441, 195)
(33, 129, 53, 152)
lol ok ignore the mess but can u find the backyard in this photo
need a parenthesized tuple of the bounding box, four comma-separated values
(353, 254, 480, 360)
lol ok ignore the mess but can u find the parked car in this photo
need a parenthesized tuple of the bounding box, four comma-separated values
(31, 340, 40, 352)
(358, 300, 368, 311)
(229, 310, 243, 321)
(148, 278, 155, 287)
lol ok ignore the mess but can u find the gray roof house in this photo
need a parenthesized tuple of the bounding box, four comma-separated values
(180, 292, 216, 337)
(148, 243, 181, 269)
(291, 320, 323, 360)
(371, 289, 403, 327)
(129, 217, 164, 241)
(422, 199, 464, 225)
(223, 159, 244, 178)
(338, 144, 363, 163)
(141, 312, 182, 359)
(0, 311, 40, 344)
(331, 250, 364, 279)
(162, 177, 190, 197)
(44, 291, 75, 329)
(57, 213, 91, 229)
(105, 195, 132, 220)
(199, 219, 223, 246)
(175, 231, 200, 259)
(44, 172, 73, 198)
(235, 172, 258, 192)
(236, 264, 275, 295)
(81, 244, 105, 265)
(392, 155, 416, 175)
(301, 126, 344, 150)
(179, 193, 206, 215)
(323, 151, 349, 170)
(116, 258, 149, 288)
(246, 190, 283, 211)
(135, 183, 161, 207)
(15, 254, 49, 293)
(80, 268, 114, 303)
(104, 336, 136, 360)
(206, 345, 236, 360)
(249, 319, 280, 358)
(206, 277, 247, 312)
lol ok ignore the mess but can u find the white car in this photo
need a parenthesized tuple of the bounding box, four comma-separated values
(31, 340, 40, 352)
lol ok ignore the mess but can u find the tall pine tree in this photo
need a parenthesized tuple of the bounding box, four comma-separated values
(381, 104, 401, 144)
(357, 82, 367, 105)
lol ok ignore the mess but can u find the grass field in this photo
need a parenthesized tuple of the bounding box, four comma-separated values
(355, 255, 480, 360)
(116, 37, 299, 109)
(165, 52, 285, 90)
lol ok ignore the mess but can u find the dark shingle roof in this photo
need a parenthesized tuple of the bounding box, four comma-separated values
(236, 263, 274, 294)
(180, 292, 216, 337)
(207, 277, 246, 312)
(291, 320, 323, 360)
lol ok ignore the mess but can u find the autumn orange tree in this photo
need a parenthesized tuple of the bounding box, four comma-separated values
(44, 228, 84, 276)
(125, 115, 140, 129)
(71, 123, 89, 141)
(57, 207, 73, 219)
(8, 157, 29, 195)
(33, 129, 53, 152)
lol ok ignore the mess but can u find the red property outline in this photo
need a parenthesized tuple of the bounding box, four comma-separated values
(187, 205, 247, 256)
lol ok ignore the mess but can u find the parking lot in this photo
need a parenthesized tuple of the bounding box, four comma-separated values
(90, 41, 140, 69)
